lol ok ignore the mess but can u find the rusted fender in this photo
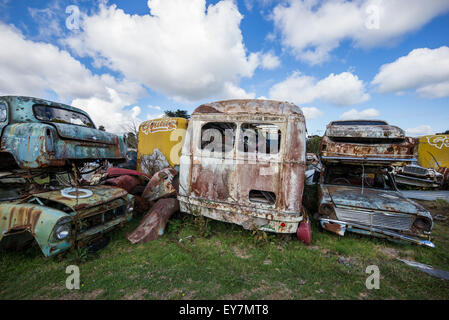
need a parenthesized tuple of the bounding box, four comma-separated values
(105, 175, 140, 194)
(127, 198, 179, 244)
(142, 167, 178, 202)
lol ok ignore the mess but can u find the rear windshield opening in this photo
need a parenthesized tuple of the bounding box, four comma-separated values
(239, 123, 281, 154)
(324, 165, 395, 190)
(33, 104, 94, 128)
(200, 122, 236, 153)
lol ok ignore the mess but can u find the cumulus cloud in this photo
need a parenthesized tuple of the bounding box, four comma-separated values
(271, 0, 449, 64)
(406, 125, 435, 137)
(340, 108, 380, 120)
(372, 46, 449, 98)
(65, 0, 260, 102)
(260, 51, 281, 70)
(0, 22, 145, 133)
(269, 71, 370, 106)
(301, 106, 323, 120)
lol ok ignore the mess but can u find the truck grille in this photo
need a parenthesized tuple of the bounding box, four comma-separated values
(335, 207, 413, 231)
(80, 206, 127, 231)
(403, 165, 429, 177)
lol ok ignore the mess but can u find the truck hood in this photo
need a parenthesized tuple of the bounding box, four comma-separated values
(34, 185, 129, 211)
(51, 123, 120, 145)
(324, 185, 428, 216)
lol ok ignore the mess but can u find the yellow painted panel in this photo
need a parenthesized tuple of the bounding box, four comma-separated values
(418, 135, 449, 169)
(137, 117, 188, 174)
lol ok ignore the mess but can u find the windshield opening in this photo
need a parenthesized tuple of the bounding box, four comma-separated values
(324, 165, 395, 190)
(33, 104, 94, 128)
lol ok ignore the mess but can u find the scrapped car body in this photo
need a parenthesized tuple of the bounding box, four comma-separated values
(320, 120, 416, 165)
(317, 164, 434, 247)
(317, 119, 434, 247)
(178, 99, 307, 234)
(0, 185, 134, 257)
(393, 164, 444, 188)
(0, 96, 127, 170)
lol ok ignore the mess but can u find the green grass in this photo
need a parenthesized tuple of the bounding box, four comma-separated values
(1, 201, 449, 300)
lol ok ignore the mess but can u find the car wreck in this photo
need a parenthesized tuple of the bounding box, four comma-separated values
(315, 120, 434, 247)
(177, 99, 310, 240)
(0, 96, 134, 257)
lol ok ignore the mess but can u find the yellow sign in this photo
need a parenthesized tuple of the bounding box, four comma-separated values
(137, 117, 188, 174)
(418, 135, 449, 169)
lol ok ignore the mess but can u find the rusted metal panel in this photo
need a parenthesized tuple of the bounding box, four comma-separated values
(0, 186, 134, 257)
(0, 96, 126, 170)
(105, 175, 140, 194)
(320, 120, 415, 164)
(127, 198, 179, 244)
(142, 167, 178, 202)
(316, 166, 435, 247)
(178, 99, 306, 234)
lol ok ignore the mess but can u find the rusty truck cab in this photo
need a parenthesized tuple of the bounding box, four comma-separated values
(178, 99, 306, 233)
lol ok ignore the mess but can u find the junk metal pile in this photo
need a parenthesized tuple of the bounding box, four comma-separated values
(1, 96, 447, 258)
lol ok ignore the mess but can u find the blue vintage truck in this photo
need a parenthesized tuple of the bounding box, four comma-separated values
(0, 96, 127, 170)
(0, 96, 134, 257)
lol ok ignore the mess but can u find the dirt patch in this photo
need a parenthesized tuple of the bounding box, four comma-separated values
(85, 289, 104, 299)
(377, 246, 414, 260)
(232, 246, 252, 259)
(123, 289, 148, 300)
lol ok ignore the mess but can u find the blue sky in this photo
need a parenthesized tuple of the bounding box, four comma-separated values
(0, 0, 448, 135)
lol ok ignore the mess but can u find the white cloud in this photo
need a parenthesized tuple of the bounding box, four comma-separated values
(146, 105, 162, 111)
(65, 0, 260, 102)
(406, 125, 435, 137)
(301, 106, 323, 120)
(260, 51, 281, 70)
(340, 108, 380, 120)
(372, 46, 449, 98)
(271, 0, 449, 64)
(0, 22, 145, 134)
(269, 71, 369, 106)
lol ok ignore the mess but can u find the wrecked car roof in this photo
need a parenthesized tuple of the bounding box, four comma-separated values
(192, 99, 304, 117)
(0, 95, 94, 125)
(325, 120, 405, 140)
(33, 185, 128, 211)
(324, 184, 430, 216)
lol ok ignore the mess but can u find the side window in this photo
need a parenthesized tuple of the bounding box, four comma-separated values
(238, 123, 281, 154)
(0, 103, 6, 122)
(200, 122, 236, 153)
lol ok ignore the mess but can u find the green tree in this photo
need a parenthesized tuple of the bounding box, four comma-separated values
(306, 135, 322, 154)
(164, 109, 190, 119)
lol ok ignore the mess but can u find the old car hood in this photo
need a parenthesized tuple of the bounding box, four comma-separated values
(33, 185, 128, 211)
(324, 185, 426, 215)
(325, 125, 405, 139)
(51, 123, 119, 145)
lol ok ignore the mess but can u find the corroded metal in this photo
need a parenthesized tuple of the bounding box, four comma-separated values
(320, 120, 416, 164)
(0, 185, 134, 256)
(178, 99, 306, 234)
(127, 198, 179, 244)
(142, 167, 178, 202)
(0, 96, 127, 170)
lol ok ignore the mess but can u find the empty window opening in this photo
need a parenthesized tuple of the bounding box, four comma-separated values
(249, 190, 276, 205)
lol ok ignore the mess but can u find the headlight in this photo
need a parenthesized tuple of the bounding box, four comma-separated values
(127, 202, 134, 213)
(54, 224, 71, 240)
